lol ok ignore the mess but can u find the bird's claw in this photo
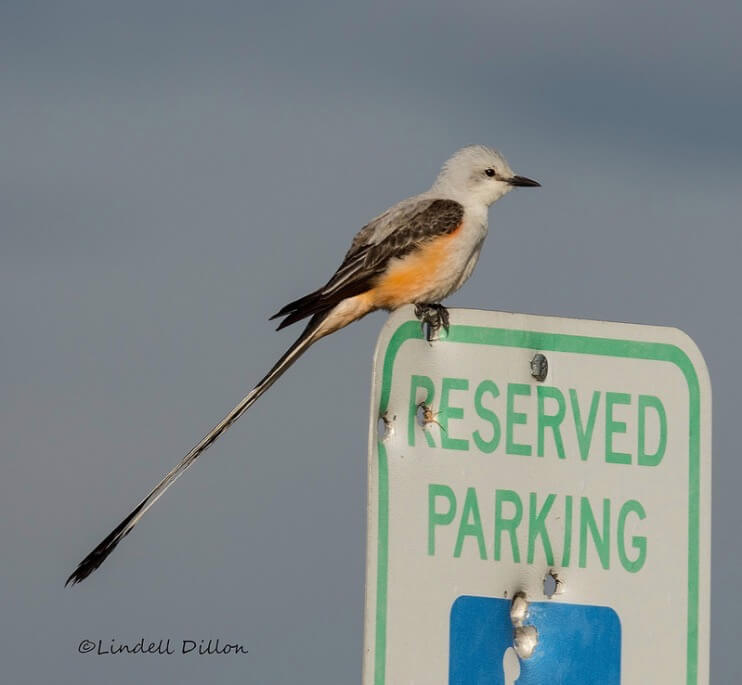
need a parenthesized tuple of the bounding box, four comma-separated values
(414, 303, 450, 341)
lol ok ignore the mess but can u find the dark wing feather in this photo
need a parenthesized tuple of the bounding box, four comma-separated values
(269, 245, 374, 327)
(271, 198, 464, 329)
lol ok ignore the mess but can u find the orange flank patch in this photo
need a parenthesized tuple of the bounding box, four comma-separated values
(315, 290, 376, 339)
(315, 223, 464, 338)
(369, 224, 463, 309)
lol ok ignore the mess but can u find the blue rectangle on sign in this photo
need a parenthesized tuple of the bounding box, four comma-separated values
(450, 595, 621, 684)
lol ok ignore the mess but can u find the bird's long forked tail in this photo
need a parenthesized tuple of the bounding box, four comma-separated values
(65, 317, 323, 586)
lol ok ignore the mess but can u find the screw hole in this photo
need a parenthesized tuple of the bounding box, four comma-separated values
(377, 415, 391, 441)
(543, 571, 560, 598)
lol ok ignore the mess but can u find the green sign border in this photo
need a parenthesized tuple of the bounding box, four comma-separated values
(373, 320, 702, 685)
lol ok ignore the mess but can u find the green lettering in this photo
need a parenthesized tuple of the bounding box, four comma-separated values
(506, 384, 532, 456)
(638, 395, 667, 467)
(570, 390, 600, 461)
(561, 495, 573, 566)
(537, 386, 566, 458)
(494, 489, 523, 562)
(579, 497, 610, 569)
(427, 484, 456, 555)
(618, 499, 647, 572)
(605, 392, 631, 465)
(473, 380, 500, 454)
(440, 377, 469, 451)
(454, 487, 487, 559)
(527, 492, 555, 564)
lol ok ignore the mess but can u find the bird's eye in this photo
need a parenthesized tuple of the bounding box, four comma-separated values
(485, 168, 496, 177)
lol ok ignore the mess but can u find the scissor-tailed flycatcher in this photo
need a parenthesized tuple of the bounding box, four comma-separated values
(66, 145, 539, 585)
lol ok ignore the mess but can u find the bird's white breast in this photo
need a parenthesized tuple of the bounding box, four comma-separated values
(424, 206, 489, 302)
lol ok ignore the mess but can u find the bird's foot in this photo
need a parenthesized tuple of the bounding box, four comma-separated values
(414, 303, 450, 342)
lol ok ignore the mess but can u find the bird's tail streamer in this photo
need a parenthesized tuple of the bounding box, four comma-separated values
(65, 317, 322, 586)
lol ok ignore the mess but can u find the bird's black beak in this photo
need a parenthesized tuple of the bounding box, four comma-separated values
(508, 175, 541, 187)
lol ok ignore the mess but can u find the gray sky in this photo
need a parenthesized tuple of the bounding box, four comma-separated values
(1, 1, 740, 682)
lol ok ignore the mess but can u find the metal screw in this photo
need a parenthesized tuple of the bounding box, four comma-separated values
(530, 353, 548, 382)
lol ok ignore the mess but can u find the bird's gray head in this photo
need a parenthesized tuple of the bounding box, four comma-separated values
(431, 145, 540, 205)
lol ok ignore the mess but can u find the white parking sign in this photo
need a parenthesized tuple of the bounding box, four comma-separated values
(362, 307, 710, 684)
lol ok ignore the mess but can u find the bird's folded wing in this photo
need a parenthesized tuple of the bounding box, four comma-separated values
(271, 197, 464, 329)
